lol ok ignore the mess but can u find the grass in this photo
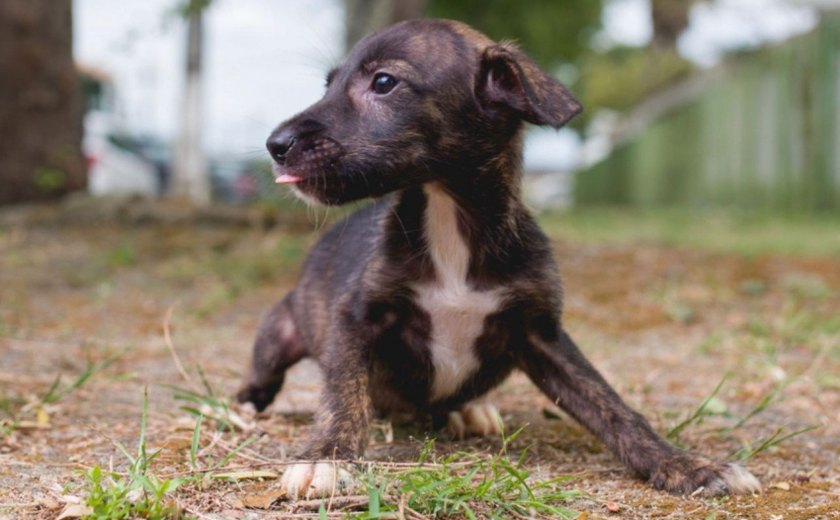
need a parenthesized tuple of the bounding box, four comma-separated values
(538, 207, 840, 256)
(1, 354, 116, 437)
(346, 433, 580, 519)
(666, 373, 819, 463)
(82, 389, 186, 520)
(77, 381, 581, 519)
(5, 203, 836, 518)
(40, 355, 119, 405)
(667, 374, 730, 443)
(731, 424, 821, 462)
(165, 371, 238, 432)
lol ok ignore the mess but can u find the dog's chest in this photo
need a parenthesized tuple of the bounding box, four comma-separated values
(412, 185, 502, 402)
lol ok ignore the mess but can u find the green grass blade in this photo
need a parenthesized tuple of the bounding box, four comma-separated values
(190, 414, 203, 470)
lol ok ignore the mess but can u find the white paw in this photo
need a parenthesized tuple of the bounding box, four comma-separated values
(280, 462, 354, 499)
(719, 463, 761, 495)
(447, 402, 504, 439)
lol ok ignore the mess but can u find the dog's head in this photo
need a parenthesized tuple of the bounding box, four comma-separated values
(267, 19, 582, 205)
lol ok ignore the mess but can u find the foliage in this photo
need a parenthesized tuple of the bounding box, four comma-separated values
(732, 425, 820, 462)
(355, 433, 580, 519)
(425, 1, 696, 123)
(40, 356, 118, 405)
(426, 0, 602, 67)
(83, 465, 184, 520)
(177, 0, 214, 17)
(1, 355, 116, 437)
(538, 208, 840, 257)
(574, 14, 840, 211)
(579, 45, 693, 114)
(83, 390, 185, 519)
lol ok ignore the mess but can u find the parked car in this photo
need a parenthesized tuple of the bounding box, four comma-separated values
(84, 111, 160, 197)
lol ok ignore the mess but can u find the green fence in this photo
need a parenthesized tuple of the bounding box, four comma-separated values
(574, 12, 840, 212)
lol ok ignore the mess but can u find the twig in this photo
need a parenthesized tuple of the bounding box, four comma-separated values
(214, 437, 271, 464)
(158, 458, 475, 479)
(0, 502, 40, 508)
(791, 483, 840, 498)
(800, 338, 835, 379)
(181, 505, 216, 520)
(163, 304, 200, 393)
(326, 460, 338, 512)
(290, 494, 392, 511)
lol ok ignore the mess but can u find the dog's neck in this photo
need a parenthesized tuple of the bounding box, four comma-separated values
(422, 183, 472, 286)
(391, 145, 527, 285)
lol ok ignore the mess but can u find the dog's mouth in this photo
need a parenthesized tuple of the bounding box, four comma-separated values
(275, 171, 303, 185)
(272, 137, 343, 185)
(271, 135, 401, 205)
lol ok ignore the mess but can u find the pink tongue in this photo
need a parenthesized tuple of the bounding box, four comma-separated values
(275, 173, 303, 184)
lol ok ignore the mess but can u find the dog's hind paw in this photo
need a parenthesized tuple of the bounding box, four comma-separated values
(650, 455, 760, 496)
(280, 462, 354, 499)
(447, 402, 504, 439)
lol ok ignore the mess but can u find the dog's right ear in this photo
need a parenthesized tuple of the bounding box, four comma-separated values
(476, 43, 582, 129)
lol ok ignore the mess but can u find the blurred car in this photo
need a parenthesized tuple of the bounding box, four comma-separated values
(107, 134, 172, 195)
(210, 158, 264, 204)
(84, 111, 160, 197)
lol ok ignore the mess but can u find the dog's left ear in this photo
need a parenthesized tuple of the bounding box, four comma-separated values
(476, 43, 582, 129)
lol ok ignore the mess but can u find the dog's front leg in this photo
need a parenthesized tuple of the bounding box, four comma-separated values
(280, 325, 371, 499)
(519, 322, 760, 496)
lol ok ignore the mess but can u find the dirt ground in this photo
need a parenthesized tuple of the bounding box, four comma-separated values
(1, 198, 839, 519)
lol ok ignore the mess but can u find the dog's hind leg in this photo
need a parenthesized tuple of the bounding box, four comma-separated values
(236, 293, 306, 412)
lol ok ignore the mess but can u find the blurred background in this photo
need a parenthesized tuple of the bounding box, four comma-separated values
(2, 4, 840, 516)
(2, 0, 838, 212)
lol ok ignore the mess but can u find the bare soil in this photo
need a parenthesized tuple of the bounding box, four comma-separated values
(1, 199, 838, 519)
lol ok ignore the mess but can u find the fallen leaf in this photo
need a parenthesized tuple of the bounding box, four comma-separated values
(606, 502, 620, 513)
(213, 470, 279, 481)
(36, 406, 51, 427)
(35, 494, 60, 510)
(56, 504, 93, 519)
(771, 481, 790, 491)
(15, 420, 51, 431)
(241, 489, 286, 509)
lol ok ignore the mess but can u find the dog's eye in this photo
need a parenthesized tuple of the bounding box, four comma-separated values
(372, 73, 398, 95)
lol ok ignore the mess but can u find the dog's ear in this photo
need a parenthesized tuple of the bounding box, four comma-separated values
(476, 43, 582, 129)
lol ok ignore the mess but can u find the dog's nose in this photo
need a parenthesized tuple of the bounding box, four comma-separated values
(266, 128, 296, 165)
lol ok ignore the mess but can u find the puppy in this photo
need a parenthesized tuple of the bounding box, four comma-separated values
(237, 19, 760, 499)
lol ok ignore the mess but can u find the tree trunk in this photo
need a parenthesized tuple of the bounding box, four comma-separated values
(171, 8, 210, 204)
(344, 0, 427, 50)
(0, 0, 85, 206)
(651, 0, 692, 47)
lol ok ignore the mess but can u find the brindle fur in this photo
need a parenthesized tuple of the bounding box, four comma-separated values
(237, 19, 759, 496)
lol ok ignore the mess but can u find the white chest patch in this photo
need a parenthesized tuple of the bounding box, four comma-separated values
(414, 184, 502, 402)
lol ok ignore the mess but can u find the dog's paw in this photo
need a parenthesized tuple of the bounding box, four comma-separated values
(650, 455, 760, 496)
(280, 462, 354, 499)
(447, 402, 504, 439)
(235, 381, 281, 413)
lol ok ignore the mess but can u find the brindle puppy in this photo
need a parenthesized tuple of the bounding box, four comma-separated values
(237, 19, 760, 499)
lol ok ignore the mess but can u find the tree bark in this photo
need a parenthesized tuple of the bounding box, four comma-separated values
(0, 0, 85, 205)
(344, 0, 427, 50)
(651, 0, 693, 47)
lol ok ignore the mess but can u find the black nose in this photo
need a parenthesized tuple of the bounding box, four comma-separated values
(266, 128, 296, 164)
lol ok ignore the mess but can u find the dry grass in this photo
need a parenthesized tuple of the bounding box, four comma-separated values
(0, 199, 838, 519)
